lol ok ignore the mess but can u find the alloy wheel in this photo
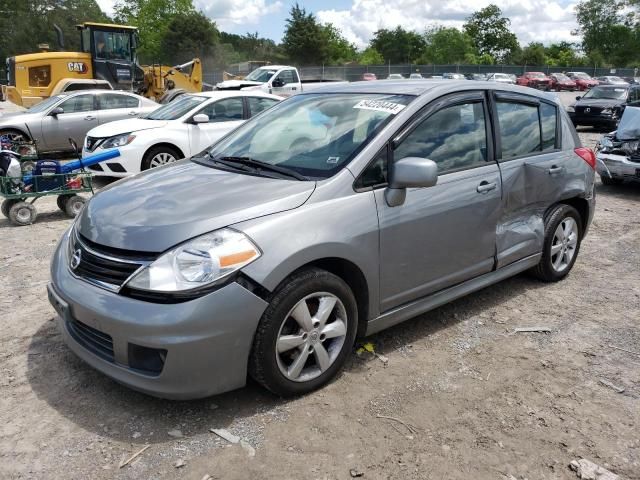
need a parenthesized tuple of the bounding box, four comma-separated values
(550, 217, 578, 272)
(275, 292, 348, 383)
(149, 152, 176, 168)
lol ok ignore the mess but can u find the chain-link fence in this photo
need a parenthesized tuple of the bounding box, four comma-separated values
(204, 64, 639, 83)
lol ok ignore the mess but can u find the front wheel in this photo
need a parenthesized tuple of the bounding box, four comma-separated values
(530, 204, 582, 282)
(141, 145, 182, 171)
(249, 268, 358, 397)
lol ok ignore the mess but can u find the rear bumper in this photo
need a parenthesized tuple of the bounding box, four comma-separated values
(596, 153, 640, 180)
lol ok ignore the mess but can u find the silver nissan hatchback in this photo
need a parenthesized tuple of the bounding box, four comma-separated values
(48, 81, 596, 399)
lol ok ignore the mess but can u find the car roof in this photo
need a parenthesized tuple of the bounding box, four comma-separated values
(256, 65, 290, 70)
(190, 90, 282, 100)
(301, 79, 561, 101)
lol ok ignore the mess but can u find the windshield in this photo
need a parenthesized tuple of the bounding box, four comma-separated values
(204, 93, 414, 180)
(26, 95, 66, 113)
(144, 95, 207, 120)
(617, 106, 640, 140)
(94, 30, 132, 61)
(554, 74, 570, 81)
(583, 87, 627, 100)
(529, 73, 545, 78)
(245, 68, 277, 82)
(572, 73, 591, 80)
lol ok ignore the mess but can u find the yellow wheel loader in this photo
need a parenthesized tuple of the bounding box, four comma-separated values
(2, 23, 203, 107)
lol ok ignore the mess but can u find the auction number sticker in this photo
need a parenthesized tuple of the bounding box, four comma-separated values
(353, 99, 406, 115)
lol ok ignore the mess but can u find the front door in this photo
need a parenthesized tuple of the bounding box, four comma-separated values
(187, 97, 245, 155)
(271, 69, 299, 97)
(374, 92, 502, 312)
(40, 93, 97, 151)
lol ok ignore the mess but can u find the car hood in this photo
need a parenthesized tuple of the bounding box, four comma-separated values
(215, 80, 264, 90)
(86, 118, 169, 138)
(575, 98, 622, 107)
(77, 160, 316, 252)
(0, 111, 39, 125)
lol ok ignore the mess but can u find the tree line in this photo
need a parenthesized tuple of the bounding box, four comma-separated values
(2, 0, 640, 76)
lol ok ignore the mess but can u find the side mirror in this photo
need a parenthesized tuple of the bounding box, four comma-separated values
(192, 114, 209, 124)
(575, 96, 582, 101)
(272, 78, 285, 88)
(385, 157, 438, 207)
(51, 107, 64, 116)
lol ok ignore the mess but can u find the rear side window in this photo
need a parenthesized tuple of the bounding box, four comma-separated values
(99, 93, 139, 109)
(394, 102, 488, 174)
(540, 103, 557, 150)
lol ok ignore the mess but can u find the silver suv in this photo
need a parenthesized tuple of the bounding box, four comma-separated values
(48, 81, 596, 399)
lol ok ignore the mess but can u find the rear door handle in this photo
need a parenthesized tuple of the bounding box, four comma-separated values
(548, 165, 564, 175)
(84, 115, 96, 121)
(128, 111, 138, 116)
(477, 181, 497, 193)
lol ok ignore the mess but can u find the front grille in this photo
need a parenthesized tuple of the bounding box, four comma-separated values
(577, 106, 603, 115)
(67, 318, 114, 362)
(69, 230, 151, 291)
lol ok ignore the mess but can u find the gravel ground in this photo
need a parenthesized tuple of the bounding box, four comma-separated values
(1, 92, 639, 479)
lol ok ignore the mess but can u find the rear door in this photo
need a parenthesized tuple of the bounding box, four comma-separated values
(491, 91, 575, 267)
(187, 97, 245, 155)
(39, 93, 97, 150)
(97, 92, 141, 124)
(373, 91, 502, 311)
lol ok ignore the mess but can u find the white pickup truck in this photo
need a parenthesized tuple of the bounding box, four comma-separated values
(215, 65, 346, 97)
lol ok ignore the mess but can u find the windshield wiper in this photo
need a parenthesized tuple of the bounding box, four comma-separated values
(215, 156, 308, 181)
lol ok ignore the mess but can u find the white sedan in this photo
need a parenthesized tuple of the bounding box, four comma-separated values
(82, 91, 282, 176)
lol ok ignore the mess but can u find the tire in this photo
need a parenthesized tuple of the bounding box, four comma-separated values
(1, 198, 19, 218)
(0, 129, 30, 144)
(530, 204, 582, 282)
(249, 268, 358, 397)
(8, 201, 37, 226)
(600, 175, 623, 186)
(57, 194, 72, 211)
(63, 195, 86, 218)
(141, 145, 182, 171)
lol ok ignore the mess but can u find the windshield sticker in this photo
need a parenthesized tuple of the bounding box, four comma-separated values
(327, 156, 340, 164)
(353, 100, 406, 115)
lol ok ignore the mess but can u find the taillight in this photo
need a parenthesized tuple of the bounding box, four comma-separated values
(575, 147, 596, 170)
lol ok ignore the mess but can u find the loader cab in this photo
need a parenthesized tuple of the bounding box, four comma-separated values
(78, 23, 138, 91)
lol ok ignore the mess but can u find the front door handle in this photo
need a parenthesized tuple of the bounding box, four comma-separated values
(548, 165, 564, 175)
(477, 181, 497, 193)
(84, 115, 96, 121)
(128, 111, 138, 116)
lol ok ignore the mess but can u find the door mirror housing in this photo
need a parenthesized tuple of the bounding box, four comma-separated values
(575, 96, 582, 101)
(192, 114, 209, 124)
(50, 107, 64, 116)
(385, 157, 438, 207)
(272, 78, 285, 88)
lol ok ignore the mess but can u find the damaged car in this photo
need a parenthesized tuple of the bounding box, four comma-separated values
(567, 85, 636, 129)
(596, 106, 640, 185)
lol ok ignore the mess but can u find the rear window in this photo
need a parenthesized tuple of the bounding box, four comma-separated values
(497, 100, 558, 159)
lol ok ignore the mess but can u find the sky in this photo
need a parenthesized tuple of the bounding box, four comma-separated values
(95, 0, 581, 49)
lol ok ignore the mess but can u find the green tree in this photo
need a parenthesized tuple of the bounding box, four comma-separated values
(322, 23, 357, 64)
(370, 27, 426, 63)
(159, 10, 218, 63)
(358, 47, 384, 65)
(114, 0, 194, 61)
(418, 26, 476, 64)
(514, 42, 547, 65)
(463, 4, 519, 62)
(281, 3, 328, 65)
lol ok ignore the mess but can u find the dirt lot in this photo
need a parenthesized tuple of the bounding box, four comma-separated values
(1, 92, 639, 479)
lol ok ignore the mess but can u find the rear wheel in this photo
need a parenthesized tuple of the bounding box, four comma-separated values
(8, 201, 37, 226)
(141, 145, 182, 171)
(56, 194, 72, 211)
(1, 198, 19, 218)
(531, 204, 582, 282)
(249, 268, 358, 397)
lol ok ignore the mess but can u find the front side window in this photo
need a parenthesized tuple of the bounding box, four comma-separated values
(99, 93, 138, 109)
(245, 68, 277, 82)
(59, 94, 95, 113)
(205, 93, 414, 179)
(145, 95, 206, 120)
(276, 70, 294, 85)
(199, 98, 244, 122)
(248, 97, 279, 116)
(394, 102, 488, 174)
(497, 101, 541, 159)
(29, 66, 51, 87)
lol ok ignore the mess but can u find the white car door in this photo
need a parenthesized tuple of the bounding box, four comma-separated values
(187, 97, 246, 155)
(271, 69, 299, 97)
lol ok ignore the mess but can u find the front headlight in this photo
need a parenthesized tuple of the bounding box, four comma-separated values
(126, 228, 261, 292)
(601, 108, 613, 115)
(101, 133, 136, 149)
(566, 105, 575, 113)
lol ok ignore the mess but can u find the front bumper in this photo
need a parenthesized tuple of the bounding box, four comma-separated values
(569, 112, 616, 126)
(596, 153, 640, 181)
(48, 230, 269, 399)
(82, 145, 141, 177)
